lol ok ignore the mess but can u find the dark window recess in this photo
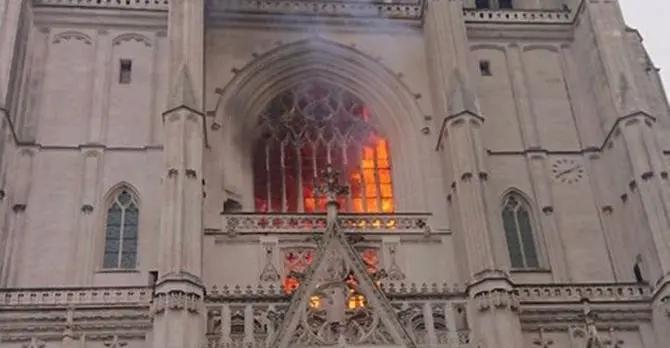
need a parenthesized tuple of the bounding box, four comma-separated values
(119, 59, 132, 84)
(499, 0, 513, 9)
(148, 270, 158, 287)
(475, 0, 490, 9)
(479, 60, 492, 76)
(223, 199, 243, 213)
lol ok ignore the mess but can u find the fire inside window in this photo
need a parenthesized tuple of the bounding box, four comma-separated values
(253, 81, 394, 214)
(285, 248, 379, 310)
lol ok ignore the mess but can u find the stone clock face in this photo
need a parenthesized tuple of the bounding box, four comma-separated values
(551, 158, 584, 184)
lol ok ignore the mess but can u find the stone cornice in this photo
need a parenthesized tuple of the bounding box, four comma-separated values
(31, 0, 590, 32)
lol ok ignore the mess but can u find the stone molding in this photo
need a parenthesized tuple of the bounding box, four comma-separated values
(31, 0, 588, 27)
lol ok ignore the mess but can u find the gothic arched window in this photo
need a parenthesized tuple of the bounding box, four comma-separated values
(501, 192, 539, 269)
(102, 187, 139, 269)
(253, 80, 394, 213)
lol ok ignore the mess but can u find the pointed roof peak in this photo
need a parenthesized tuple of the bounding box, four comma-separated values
(270, 224, 417, 348)
(166, 65, 199, 112)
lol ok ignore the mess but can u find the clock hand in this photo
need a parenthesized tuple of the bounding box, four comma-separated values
(556, 166, 579, 178)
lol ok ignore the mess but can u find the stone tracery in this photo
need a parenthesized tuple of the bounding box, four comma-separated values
(253, 80, 394, 214)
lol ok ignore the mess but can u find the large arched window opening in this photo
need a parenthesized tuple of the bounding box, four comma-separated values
(501, 192, 540, 269)
(253, 80, 394, 213)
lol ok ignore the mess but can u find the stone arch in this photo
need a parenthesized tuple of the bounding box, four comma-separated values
(212, 38, 430, 211)
(103, 181, 141, 206)
(52, 31, 93, 45)
(112, 33, 152, 47)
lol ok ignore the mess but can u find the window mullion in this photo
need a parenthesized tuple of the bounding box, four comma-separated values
(118, 206, 126, 268)
(373, 144, 381, 212)
(359, 145, 368, 213)
(296, 143, 304, 212)
(280, 141, 287, 212)
(342, 144, 352, 211)
(265, 142, 272, 212)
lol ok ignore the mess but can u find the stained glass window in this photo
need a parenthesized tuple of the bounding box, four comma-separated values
(102, 188, 139, 269)
(253, 80, 394, 213)
(502, 193, 539, 269)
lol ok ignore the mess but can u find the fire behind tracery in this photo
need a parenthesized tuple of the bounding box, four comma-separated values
(253, 80, 394, 213)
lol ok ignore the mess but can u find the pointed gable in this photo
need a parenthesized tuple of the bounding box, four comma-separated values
(270, 223, 417, 348)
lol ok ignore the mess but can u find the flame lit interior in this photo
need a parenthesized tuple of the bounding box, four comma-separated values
(253, 81, 394, 214)
(284, 248, 379, 310)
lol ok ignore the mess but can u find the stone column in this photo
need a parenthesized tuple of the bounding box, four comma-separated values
(152, 0, 206, 347)
(425, 1, 524, 347)
(1, 148, 34, 286)
(0, 0, 27, 104)
(87, 29, 112, 144)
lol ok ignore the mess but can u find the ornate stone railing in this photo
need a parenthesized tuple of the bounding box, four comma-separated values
(462, 8, 573, 24)
(207, 0, 425, 20)
(220, 212, 432, 235)
(0, 286, 152, 307)
(517, 283, 652, 303)
(206, 281, 462, 301)
(32, 0, 169, 11)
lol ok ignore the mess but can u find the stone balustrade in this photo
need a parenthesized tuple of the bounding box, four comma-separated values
(517, 283, 651, 303)
(220, 212, 433, 235)
(33, 0, 169, 11)
(207, 0, 424, 20)
(33, 0, 582, 27)
(0, 286, 152, 307)
(462, 8, 573, 25)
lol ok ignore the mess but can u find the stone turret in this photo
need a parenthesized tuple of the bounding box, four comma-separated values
(152, 0, 206, 347)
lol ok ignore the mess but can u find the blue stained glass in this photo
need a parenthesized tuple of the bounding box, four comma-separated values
(518, 208, 539, 268)
(502, 194, 539, 269)
(103, 253, 118, 269)
(123, 239, 138, 252)
(105, 239, 119, 253)
(121, 252, 136, 269)
(502, 208, 524, 268)
(106, 225, 121, 239)
(125, 206, 139, 226)
(107, 205, 122, 226)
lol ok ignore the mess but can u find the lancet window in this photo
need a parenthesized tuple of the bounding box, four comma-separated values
(501, 192, 540, 269)
(102, 188, 139, 269)
(253, 81, 394, 213)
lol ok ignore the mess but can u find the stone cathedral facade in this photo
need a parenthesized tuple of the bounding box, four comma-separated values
(0, 0, 670, 347)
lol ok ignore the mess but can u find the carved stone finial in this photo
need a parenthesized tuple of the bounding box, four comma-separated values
(315, 164, 349, 204)
(315, 164, 349, 224)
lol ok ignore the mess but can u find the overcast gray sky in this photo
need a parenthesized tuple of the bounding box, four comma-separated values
(620, 0, 669, 95)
